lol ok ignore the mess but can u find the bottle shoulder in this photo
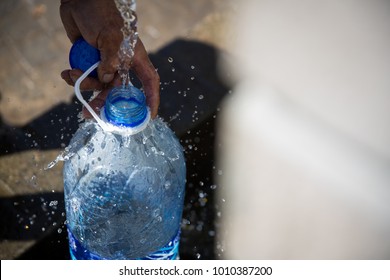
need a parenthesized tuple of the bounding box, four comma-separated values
(66, 118, 185, 170)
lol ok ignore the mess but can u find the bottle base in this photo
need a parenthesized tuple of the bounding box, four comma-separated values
(67, 228, 180, 260)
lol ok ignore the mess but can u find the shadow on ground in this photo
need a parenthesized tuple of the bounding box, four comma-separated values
(0, 39, 232, 259)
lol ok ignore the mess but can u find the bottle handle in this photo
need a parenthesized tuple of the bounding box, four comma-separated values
(73, 62, 113, 131)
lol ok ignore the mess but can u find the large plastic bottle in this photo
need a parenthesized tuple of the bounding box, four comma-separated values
(63, 39, 186, 260)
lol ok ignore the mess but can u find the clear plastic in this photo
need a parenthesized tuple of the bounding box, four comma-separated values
(64, 118, 186, 259)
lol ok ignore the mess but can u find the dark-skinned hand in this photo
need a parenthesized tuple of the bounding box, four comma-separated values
(60, 0, 160, 118)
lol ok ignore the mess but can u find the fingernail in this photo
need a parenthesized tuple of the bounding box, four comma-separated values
(102, 73, 114, 83)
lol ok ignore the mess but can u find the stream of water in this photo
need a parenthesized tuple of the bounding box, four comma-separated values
(114, 0, 138, 86)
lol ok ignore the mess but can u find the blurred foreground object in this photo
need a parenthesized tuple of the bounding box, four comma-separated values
(217, 0, 390, 259)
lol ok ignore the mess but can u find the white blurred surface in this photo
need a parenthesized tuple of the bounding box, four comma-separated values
(217, 0, 390, 259)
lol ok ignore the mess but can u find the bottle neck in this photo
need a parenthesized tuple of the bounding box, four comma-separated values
(104, 85, 148, 128)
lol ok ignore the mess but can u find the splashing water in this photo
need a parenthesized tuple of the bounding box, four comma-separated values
(45, 148, 75, 170)
(114, 0, 138, 86)
(45, 145, 77, 170)
(45, 121, 97, 170)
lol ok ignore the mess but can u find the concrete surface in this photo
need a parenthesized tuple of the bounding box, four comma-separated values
(0, 0, 234, 259)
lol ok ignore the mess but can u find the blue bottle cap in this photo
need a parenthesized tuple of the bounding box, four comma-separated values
(69, 38, 100, 78)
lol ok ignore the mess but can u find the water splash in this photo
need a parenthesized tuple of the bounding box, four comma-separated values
(45, 148, 75, 170)
(30, 175, 38, 188)
(45, 122, 98, 170)
(114, 0, 138, 86)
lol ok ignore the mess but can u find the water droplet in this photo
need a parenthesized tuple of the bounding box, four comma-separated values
(191, 65, 195, 70)
(198, 95, 204, 100)
(49, 200, 58, 207)
(153, 208, 161, 217)
(30, 175, 38, 188)
(190, 76, 195, 80)
(168, 57, 174, 63)
(45, 160, 56, 170)
(164, 182, 171, 189)
(171, 67, 176, 72)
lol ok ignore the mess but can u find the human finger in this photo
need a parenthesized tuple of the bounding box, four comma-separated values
(131, 40, 160, 118)
(96, 20, 123, 83)
(82, 88, 110, 119)
(61, 69, 103, 91)
(59, 0, 81, 43)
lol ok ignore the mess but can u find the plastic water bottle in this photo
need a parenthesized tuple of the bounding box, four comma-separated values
(63, 39, 186, 260)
